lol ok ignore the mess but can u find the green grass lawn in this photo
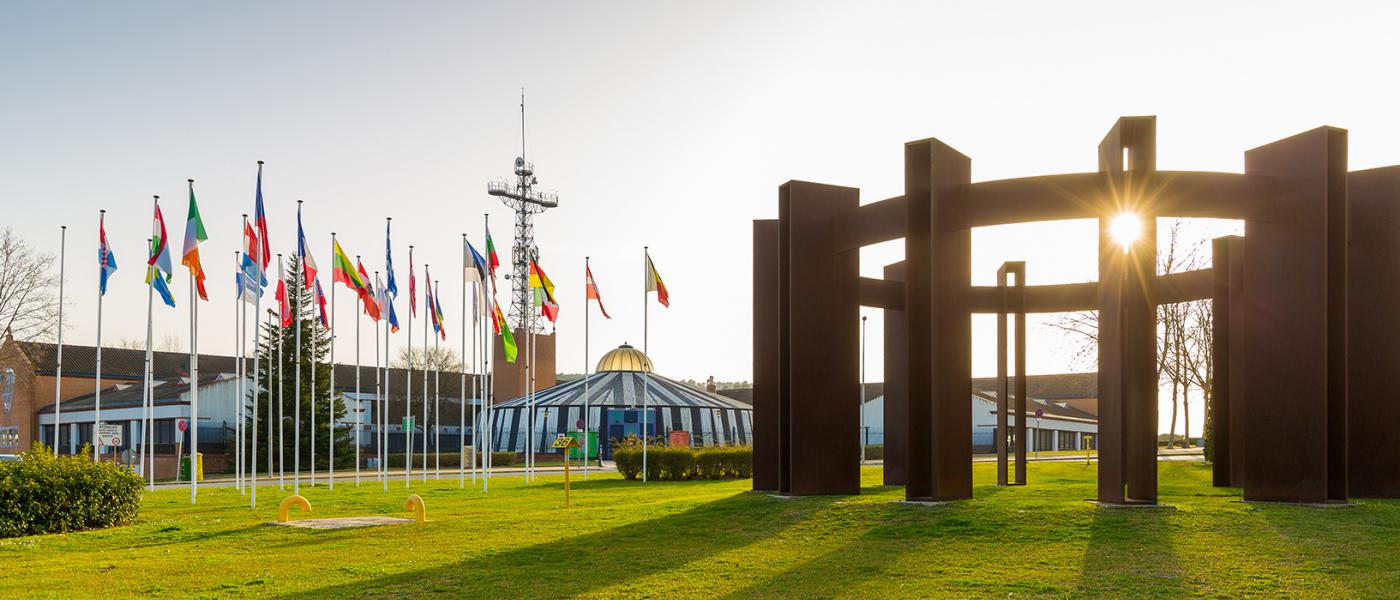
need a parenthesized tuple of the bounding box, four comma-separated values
(4, 461, 1399, 598)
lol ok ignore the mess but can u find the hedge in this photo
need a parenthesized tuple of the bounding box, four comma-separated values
(864, 445, 884, 460)
(614, 445, 752, 481)
(0, 443, 143, 538)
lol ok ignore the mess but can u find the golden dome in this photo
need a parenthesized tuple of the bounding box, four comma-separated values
(596, 343, 654, 373)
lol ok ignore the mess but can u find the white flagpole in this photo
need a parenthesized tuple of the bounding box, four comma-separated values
(328, 233, 337, 491)
(467, 236, 473, 489)
(53, 225, 65, 456)
(405, 245, 414, 489)
(294, 204, 303, 495)
(374, 271, 384, 489)
(311, 280, 318, 487)
(421, 264, 429, 483)
(93, 217, 106, 464)
(483, 214, 491, 493)
(434, 278, 441, 480)
(642, 247, 649, 483)
(381, 268, 391, 491)
(251, 227, 262, 508)
(142, 231, 154, 490)
(584, 256, 591, 480)
(355, 255, 362, 486)
(234, 250, 244, 495)
(277, 254, 286, 490)
(189, 238, 199, 500)
(193, 250, 204, 497)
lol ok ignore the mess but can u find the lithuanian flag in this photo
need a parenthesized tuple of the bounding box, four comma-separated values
(332, 239, 379, 320)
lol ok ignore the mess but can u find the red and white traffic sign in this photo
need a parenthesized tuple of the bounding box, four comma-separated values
(176, 419, 189, 432)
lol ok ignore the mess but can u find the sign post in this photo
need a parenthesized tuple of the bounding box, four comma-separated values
(551, 434, 580, 508)
(1034, 409, 1044, 458)
(175, 419, 188, 482)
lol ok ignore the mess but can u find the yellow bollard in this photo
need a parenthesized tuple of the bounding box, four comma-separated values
(277, 495, 311, 523)
(405, 495, 426, 522)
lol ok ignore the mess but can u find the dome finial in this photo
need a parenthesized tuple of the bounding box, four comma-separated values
(596, 343, 653, 373)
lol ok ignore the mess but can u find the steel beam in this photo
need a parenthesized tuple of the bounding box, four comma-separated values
(752, 220, 781, 492)
(1241, 127, 1348, 504)
(779, 181, 861, 496)
(1347, 166, 1400, 498)
(882, 262, 908, 487)
(906, 138, 973, 502)
(1211, 235, 1246, 488)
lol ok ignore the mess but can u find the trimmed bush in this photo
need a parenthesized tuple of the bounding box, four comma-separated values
(864, 445, 884, 460)
(0, 443, 143, 538)
(614, 444, 753, 481)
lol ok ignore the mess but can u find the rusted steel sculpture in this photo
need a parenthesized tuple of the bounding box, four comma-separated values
(754, 116, 1395, 504)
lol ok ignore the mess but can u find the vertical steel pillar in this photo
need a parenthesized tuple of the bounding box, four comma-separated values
(1242, 127, 1348, 503)
(752, 219, 782, 492)
(1346, 166, 1400, 498)
(996, 261, 1027, 486)
(905, 138, 973, 502)
(1211, 235, 1247, 488)
(778, 181, 861, 496)
(882, 262, 907, 487)
(1096, 116, 1159, 504)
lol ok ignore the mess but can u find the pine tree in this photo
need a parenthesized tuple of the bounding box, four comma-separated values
(245, 255, 355, 472)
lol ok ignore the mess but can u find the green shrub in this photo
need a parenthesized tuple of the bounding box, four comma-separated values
(491, 452, 517, 467)
(864, 445, 884, 460)
(614, 444, 752, 481)
(0, 443, 143, 538)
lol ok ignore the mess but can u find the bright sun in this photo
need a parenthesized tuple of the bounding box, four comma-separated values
(1109, 213, 1142, 251)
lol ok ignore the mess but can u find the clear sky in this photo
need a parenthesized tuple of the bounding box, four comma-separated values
(3, 1, 1397, 437)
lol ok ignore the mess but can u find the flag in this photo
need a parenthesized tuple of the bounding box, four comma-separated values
(494, 302, 516, 363)
(485, 224, 500, 276)
(434, 286, 447, 341)
(276, 259, 292, 327)
(529, 260, 559, 323)
(386, 290, 400, 333)
(385, 220, 398, 298)
(358, 259, 380, 321)
(242, 223, 266, 287)
(464, 239, 488, 283)
(426, 276, 441, 336)
(98, 213, 118, 296)
(237, 253, 261, 303)
(181, 181, 209, 301)
(275, 279, 292, 327)
(148, 203, 173, 278)
(313, 278, 329, 328)
(645, 254, 670, 307)
(253, 163, 270, 276)
(149, 266, 176, 308)
(297, 205, 318, 290)
(331, 239, 374, 313)
(408, 249, 417, 317)
(586, 265, 611, 319)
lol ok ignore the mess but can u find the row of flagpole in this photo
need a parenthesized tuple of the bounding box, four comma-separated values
(52, 165, 674, 508)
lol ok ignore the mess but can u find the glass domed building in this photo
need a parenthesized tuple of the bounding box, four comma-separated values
(488, 344, 752, 458)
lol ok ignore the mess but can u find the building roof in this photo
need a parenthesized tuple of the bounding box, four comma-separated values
(595, 344, 654, 373)
(970, 390, 1099, 422)
(36, 374, 229, 413)
(16, 341, 241, 380)
(971, 372, 1097, 400)
(494, 370, 750, 412)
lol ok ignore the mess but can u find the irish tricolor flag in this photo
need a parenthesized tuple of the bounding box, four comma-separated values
(181, 180, 209, 300)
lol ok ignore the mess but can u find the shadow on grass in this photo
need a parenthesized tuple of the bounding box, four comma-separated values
(1075, 506, 1184, 597)
(280, 490, 839, 598)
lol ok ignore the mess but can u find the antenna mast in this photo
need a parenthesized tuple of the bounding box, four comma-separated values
(488, 89, 558, 333)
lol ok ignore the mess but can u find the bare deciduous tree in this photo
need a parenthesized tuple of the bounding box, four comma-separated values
(0, 228, 60, 341)
(1047, 220, 1212, 448)
(392, 345, 461, 372)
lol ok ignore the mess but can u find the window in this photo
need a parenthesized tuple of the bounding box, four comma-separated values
(1035, 429, 1054, 452)
(1058, 431, 1079, 450)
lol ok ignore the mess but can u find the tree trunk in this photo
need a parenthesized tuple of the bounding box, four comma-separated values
(1183, 383, 1192, 448)
(1168, 380, 1179, 449)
